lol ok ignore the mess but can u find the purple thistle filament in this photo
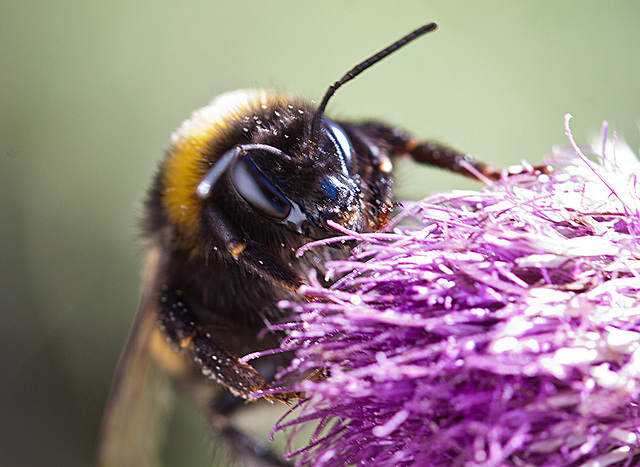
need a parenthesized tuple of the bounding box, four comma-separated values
(268, 117, 640, 466)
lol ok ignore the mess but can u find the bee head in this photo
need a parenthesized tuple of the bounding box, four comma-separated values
(157, 90, 366, 251)
(155, 22, 438, 252)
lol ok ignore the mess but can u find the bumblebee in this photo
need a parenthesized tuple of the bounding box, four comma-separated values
(96, 23, 512, 466)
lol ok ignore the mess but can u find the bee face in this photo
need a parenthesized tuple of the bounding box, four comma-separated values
(155, 89, 390, 258)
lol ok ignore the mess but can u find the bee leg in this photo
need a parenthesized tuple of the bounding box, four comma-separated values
(351, 122, 552, 181)
(401, 138, 554, 180)
(208, 380, 292, 466)
(402, 139, 503, 180)
(223, 426, 291, 466)
(157, 286, 298, 403)
(210, 422, 290, 467)
(205, 206, 303, 291)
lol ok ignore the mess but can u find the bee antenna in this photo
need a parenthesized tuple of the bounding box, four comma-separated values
(310, 22, 438, 140)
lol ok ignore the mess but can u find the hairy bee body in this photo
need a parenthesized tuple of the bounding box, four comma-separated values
(96, 89, 407, 466)
(145, 89, 396, 353)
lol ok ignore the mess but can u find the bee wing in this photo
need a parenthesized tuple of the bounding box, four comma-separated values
(95, 243, 177, 467)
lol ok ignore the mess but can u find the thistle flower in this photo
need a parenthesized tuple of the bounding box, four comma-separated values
(267, 116, 640, 466)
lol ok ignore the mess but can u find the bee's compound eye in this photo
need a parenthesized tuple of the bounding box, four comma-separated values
(324, 119, 353, 169)
(230, 154, 291, 220)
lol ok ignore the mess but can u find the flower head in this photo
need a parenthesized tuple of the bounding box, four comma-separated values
(269, 117, 640, 466)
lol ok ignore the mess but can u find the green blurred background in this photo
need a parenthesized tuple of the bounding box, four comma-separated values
(1, 1, 639, 465)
